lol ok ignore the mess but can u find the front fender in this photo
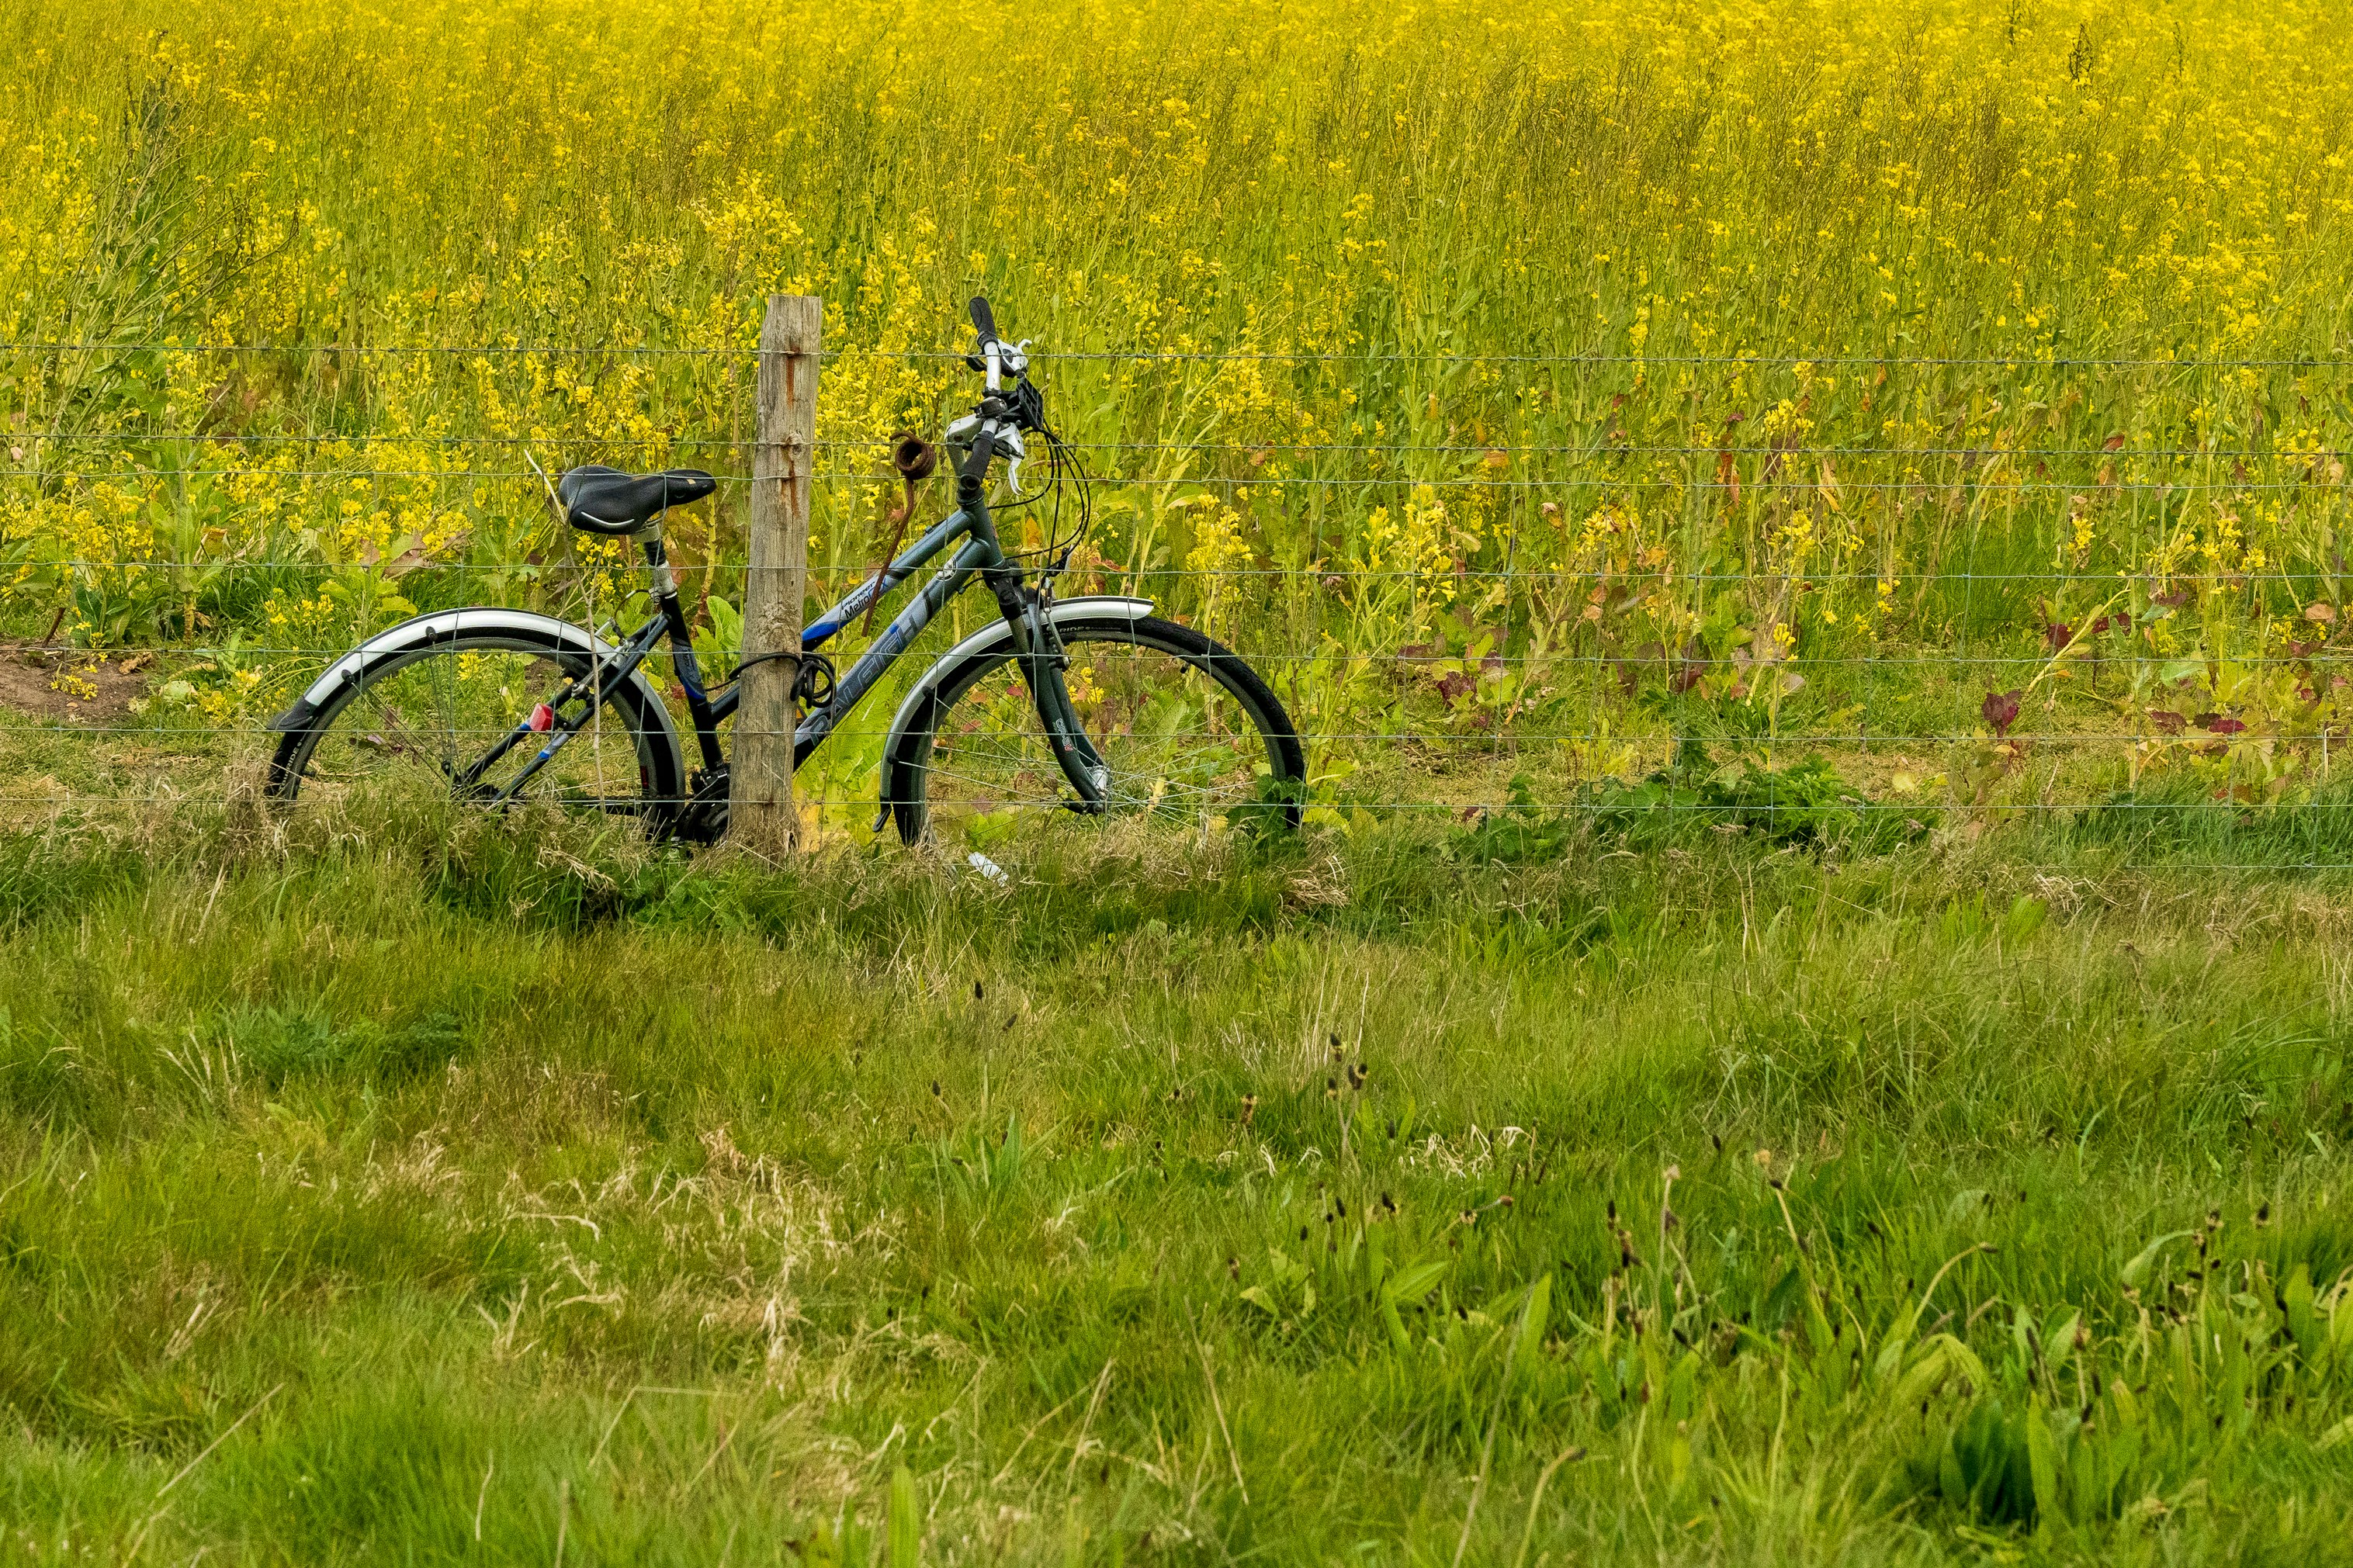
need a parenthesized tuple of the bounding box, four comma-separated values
(875, 596, 1153, 831)
(265, 607, 677, 762)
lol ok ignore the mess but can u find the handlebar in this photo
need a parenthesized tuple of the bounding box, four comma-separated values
(955, 296, 1038, 500)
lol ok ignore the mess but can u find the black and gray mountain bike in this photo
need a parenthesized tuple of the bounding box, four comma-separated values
(264, 297, 1306, 845)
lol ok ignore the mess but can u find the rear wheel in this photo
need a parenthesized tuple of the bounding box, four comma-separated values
(266, 630, 683, 831)
(889, 614, 1305, 846)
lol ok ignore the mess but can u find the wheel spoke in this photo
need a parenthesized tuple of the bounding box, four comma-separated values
(914, 624, 1298, 843)
(277, 641, 658, 826)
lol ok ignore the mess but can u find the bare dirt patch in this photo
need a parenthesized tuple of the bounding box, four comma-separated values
(0, 645, 154, 723)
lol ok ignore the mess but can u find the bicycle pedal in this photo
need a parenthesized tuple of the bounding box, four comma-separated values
(674, 764, 732, 846)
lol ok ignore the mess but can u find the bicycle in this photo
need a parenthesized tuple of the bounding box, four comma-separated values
(264, 297, 1307, 846)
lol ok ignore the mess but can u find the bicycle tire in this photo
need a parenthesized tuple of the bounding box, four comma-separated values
(885, 614, 1305, 846)
(267, 625, 685, 832)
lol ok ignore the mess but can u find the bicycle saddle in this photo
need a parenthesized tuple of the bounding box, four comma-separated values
(556, 466, 716, 535)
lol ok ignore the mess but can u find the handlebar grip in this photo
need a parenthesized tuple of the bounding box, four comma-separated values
(969, 295, 998, 345)
(956, 427, 997, 500)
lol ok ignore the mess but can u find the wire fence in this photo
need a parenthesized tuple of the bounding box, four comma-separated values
(7, 338, 2353, 868)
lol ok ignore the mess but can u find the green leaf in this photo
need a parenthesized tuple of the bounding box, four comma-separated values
(889, 1464, 920, 1568)
(2041, 1309, 2081, 1366)
(1804, 1285, 1836, 1358)
(1890, 1340, 1953, 1409)
(2026, 1395, 2060, 1526)
(2120, 1231, 2192, 1289)
(1513, 1274, 1552, 1374)
(2001, 895, 2046, 943)
(1384, 1261, 1447, 1307)
(1937, 1434, 1967, 1502)
(2284, 1262, 2318, 1359)
(1381, 1294, 1412, 1355)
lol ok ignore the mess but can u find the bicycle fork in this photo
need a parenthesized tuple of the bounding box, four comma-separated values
(986, 567, 1111, 809)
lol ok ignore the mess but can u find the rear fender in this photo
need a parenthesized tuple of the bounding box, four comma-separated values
(265, 607, 681, 765)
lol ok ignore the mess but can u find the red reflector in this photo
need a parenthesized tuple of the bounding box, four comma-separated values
(528, 703, 554, 732)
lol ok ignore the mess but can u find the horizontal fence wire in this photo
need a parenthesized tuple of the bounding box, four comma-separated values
(6, 433, 2335, 459)
(0, 729, 2309, 748)
(6, 339, 2352, 870)
(5, 472, 2339, 492)
(0, 642, 2338, 671)
(9, 566, 2330, 587)
(6, 341, 2351, 369)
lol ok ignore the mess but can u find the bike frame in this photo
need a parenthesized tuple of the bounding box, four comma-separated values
(463, 486, 1113, 815)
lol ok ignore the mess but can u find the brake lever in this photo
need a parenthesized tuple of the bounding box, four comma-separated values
(1001, 427, 1028, 494)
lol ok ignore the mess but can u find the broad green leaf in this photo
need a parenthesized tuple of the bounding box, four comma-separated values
(1513, 1274, 1552, 1372)
(2026, 1394, 2060, 1525)
(1384, 1261, 1447, 1307)
(888, 1464, 920, 1568)
(2121, 1231, 2192, 1288)
(2284, 1262, 2318, 1358)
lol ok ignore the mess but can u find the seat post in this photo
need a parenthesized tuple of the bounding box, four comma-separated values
(640, 524, 680, 605)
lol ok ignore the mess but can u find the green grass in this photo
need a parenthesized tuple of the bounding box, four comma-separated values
(3, 808, 2351, 1564)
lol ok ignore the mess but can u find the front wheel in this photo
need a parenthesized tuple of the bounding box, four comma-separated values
(888, 615, 1306, 846)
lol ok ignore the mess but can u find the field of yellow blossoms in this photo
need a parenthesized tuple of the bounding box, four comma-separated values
(6, 0, 2353, 820)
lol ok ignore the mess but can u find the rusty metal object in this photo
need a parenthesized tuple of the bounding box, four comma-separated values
(862, 431, 937, 634)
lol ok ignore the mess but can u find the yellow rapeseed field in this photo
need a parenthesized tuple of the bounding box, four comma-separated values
(5, 0, 2353, 817)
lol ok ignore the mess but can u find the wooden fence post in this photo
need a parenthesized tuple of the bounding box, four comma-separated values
(732, 294, 820, 857)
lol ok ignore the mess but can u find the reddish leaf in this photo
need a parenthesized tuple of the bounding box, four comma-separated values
(1436, 670, 1475, 706)
(1981, 689, 2023, 736)
(2201, 714, 2247, 736)
(2042, 621, 2072, 652)
(2147, 710, 2186, 735)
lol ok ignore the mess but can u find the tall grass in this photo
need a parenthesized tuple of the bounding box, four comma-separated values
(2, 811, 2351, 1560)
